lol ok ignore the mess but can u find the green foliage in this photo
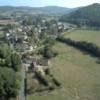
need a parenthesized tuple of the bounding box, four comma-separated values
(0, 59, 5, 66)
(0, 43, 11, 59)
(37, 34, 57, 59)
(60, 3, 100, 27)
(0, 67, 18, 99)
(0, 44, 22, 71)
(11, 53, 22, 71)
(0, 44, 21, 99)
(2, 24, 14, 32)
(5, 55, 12, 67)
(41, 45, 57, 59)
(45, 20, 58, 35)
(22, 15, 42, 26)
(43, 37, 56, 46)
(57, 36, 100, 58)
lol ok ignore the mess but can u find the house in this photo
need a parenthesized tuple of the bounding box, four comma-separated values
(25, 57, 49, 73)
(17, 28, 23, 32)
(28, 45, 33, 52)
(5, 33, 17, 44)
(31, 58, 49, 76)
(23, 57, 37, 72)
(6, 33, 10, 37)
(37, 58, 49, 67)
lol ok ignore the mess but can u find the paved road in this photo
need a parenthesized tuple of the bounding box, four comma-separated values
(19, 65, 25, 100)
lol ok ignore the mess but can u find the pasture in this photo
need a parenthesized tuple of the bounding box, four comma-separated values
(27, 30, 100, 100)
(64, 29, 100, 47)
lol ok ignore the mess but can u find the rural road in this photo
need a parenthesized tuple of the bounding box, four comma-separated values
(19, 64, 26, 100)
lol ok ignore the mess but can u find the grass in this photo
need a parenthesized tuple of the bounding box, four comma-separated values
(64, 29, 100, 47)
(27, 30, 100, 100)
(0, 32, 4, 37)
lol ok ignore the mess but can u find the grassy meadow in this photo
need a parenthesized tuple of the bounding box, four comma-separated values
(64, 29, 100, 46)
(27, 30, 100, 100)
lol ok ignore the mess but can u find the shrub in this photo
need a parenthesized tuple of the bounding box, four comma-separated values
(57, 36, 100, 58)
(52, 78, 61, 87)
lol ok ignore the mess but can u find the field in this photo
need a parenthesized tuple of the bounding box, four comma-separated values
(27, 30, 100, 100)
(0, 20, 17, 25)
(64, 29, 100, 46)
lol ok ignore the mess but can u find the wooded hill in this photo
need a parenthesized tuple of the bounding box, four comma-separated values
(0, 6, 74, 15)
(60, 3, 100, 27)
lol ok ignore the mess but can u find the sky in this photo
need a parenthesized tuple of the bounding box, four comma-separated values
(0, 0, 100, 8)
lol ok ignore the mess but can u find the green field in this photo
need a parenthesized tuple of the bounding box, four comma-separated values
(64, 29, 100, 47)
(27, 30, 100, 100)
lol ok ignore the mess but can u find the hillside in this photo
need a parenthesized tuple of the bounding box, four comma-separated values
(0, 6, 74, 15)
(60, 3, 100, 27)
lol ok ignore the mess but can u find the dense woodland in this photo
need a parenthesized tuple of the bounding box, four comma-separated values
(0, 43, 21, 100)
(60, 3, 100, 27)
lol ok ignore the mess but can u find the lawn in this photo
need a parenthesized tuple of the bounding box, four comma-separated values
(27, 30, 100, 100)
(64, 29, 100, 47)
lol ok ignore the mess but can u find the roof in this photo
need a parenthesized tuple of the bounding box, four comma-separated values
(37, 58, 48, 66)
(23, 57, 48, 66)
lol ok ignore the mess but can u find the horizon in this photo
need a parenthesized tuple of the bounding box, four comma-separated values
(0, 3, 100, 8)
(0, 0, 100, 8)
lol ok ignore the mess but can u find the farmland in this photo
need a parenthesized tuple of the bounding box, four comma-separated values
(0, 20, 17, 25)
(27, 30, 100, 100)
(64, 29, 100, 47)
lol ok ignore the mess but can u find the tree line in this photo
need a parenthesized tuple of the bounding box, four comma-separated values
(57, 36, 100, 58)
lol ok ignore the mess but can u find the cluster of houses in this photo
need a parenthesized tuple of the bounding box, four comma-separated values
(23, 56, 49, 76)
(5, 32, 35, 53)
(1, 18, 77, 53)
(3, 23, 36, 52)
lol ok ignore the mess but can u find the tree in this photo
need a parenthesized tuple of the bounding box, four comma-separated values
(0, 67, 18, 99)
(42, 45, 57, 59)
(0, 44, 11, 59)
(11, 53, 21, 71)
(60, 3, 100, 27)
(43, 37, 56, 46)
(5, 55, 12, 67)
(3, 24, 14, 32)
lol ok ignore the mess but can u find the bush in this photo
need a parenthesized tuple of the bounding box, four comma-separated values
(0, 43, 11, 59)
(52, 78, 61, 87)
(41, 45, 58, 59)
(35, 70, 49, 86)
(0, 67, 18, 99)
(11, 53, 22, 71)
(57, 36, 100, 58)
(45, 68, 50, 75)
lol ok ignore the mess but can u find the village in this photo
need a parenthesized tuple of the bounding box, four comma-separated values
(0, 16, 76, 100)
(0, 2, 100, 100)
